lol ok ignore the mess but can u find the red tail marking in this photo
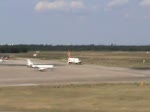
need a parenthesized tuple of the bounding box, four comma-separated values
(68, 51, 73, 58)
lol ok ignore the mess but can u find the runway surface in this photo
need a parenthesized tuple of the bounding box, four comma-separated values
(0, 58, 150, 86)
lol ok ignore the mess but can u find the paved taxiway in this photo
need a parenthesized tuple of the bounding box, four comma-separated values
(0, 58, 150, 86)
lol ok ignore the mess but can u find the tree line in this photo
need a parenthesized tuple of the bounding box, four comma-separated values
(0, 44, 150, 53)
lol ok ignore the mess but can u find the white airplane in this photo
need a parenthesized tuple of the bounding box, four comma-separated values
(0, 59, 3, 62)
(27, 59, 55, 71)
(0, 57, 8, 62)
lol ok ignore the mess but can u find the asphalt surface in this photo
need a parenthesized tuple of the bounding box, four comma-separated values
(0, 58, 150, 86)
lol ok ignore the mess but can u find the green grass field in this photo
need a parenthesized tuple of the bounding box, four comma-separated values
(2, 51, 150, 112)
(0, 84, 150, 112)
(14, 51, 150, 67)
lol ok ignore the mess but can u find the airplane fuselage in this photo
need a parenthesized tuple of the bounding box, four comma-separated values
(32, 64, 54, 68)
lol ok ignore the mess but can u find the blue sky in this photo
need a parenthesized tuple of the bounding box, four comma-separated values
(0, 0, 150, 45)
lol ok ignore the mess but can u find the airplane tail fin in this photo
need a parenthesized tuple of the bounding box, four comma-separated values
(27, 59, 33, 67)
(68, 50, 73, 58)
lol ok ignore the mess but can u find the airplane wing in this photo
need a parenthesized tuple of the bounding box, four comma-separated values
(38, 67, 48, 71)
(38, 66, 55, 71)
